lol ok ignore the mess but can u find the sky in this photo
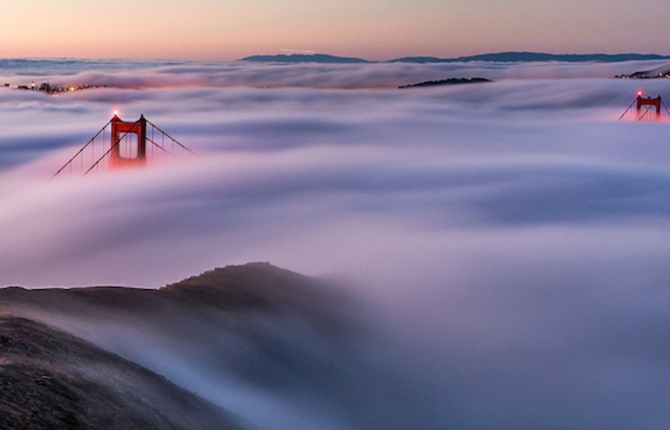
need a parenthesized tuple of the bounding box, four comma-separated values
(1, 59, 670, 429)
(1, 0, 670, 60)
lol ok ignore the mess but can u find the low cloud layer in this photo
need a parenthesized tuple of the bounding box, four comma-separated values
(2, 60, 670, 429)
(3, 58, 669, 90)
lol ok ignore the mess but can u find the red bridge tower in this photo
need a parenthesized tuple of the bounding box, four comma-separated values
(110, 114, 147, 168)
(636, 93, 662, 119)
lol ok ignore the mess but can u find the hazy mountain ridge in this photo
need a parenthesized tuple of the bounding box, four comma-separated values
(391, 52, 670, 63)
(240, 53, 370, 63)
(1, 263, 348, 326)
(239, 51, 670, 64)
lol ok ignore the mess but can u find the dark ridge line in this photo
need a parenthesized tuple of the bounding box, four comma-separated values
(238, 52, 670, 64)
(399, 77, 492, 89)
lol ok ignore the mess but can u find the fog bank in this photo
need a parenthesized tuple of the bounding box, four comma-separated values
(1, 60, 670, 429)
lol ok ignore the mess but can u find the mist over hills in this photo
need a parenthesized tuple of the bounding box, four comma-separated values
(618, 62, 670, 78)
(0, 263, 382, 430)
(240, 51, 670, 64)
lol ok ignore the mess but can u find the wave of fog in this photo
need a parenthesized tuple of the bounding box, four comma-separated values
(2, 60, 670, 429)
(3, 58, 669, 90)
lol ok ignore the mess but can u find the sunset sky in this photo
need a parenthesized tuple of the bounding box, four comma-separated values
(1, 0, 669, 61)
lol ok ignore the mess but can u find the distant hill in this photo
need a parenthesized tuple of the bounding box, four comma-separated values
(240, 54, 369, 64)
(616, 62, 670, 79)
(390, 52, 670, 63)
(399, 77, 492, 89)
(239, 52, 670, 64)
(0, 316, 239, 430)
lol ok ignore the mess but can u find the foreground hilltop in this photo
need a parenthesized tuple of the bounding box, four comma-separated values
(0, 316, 238, 430)
(0, 263, 357, 430)
(0, 262, 341, 321)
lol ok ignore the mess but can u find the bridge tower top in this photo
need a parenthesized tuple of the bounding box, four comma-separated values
(636, 93, 662, 118)
(618, 92, 670, 121)
(110, 114, 147, 169)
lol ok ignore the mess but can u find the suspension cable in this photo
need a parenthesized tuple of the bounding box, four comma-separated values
(638, 105, 653, 121)
(145, 136, 170, 153)
(662, 100, 670, 118)
(145, 119, 194, 153)
(84, 123, 140, 176)
(617, 98, 637, 121)
(51, 119, 113, 178)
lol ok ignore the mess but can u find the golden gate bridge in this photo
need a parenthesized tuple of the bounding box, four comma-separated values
(52, 114, 193, 178)
(618, 91, 670, 121)
(52, 92, 665, 179)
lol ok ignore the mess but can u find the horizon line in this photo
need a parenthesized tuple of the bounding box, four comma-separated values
(1, 50, 670, 64)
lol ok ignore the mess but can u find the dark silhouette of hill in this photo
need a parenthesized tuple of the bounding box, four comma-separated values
(240, 54, 369, 63)
(0, 263, 371, 429)
(399, 77, 491, 89)
(0, 316, 239, 430)
(238, 52, 670, 64)
(390, 52, 670, 63)
(0, 263, 344, 324)
(616, 62, 670, 78)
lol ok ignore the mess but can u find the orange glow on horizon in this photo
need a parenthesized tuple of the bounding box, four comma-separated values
(1, 1, 669, 62)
